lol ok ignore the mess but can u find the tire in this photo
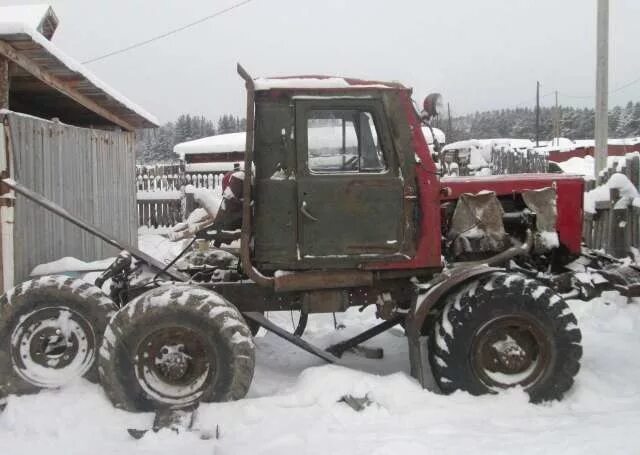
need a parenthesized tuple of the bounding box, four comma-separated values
(0, 275, 116, 397)
(429, 272, 582, 402)
(99, 284, 255, 411)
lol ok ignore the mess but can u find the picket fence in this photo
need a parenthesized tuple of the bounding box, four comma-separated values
(136, 163, 224, 228)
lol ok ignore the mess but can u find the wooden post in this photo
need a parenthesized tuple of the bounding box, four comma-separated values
(608, 187, 629, 258)
(630, 155, 640, 190)
(0, 56, 8, 109)
(583, 212, 594, 248)
(184, 192, 195, 221)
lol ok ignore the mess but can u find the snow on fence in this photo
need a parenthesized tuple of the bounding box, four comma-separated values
(582, 153, 640, 257)
(135, 163, 223, 228)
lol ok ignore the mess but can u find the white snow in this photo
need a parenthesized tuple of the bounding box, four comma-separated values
(30, 257, 113, 276)
(253, 77, 391, 91)
(0, 4, 52, 31)
(3, 294, 640, 454)
(192, 188, 222, 218)
(556, 154, 640, 180)
(0, 15, 157, 126)
(584, 173, 639, 214)
(420, 126, 446, 146)
(185, 162, 244, 172)
(136, 190, 182, 201)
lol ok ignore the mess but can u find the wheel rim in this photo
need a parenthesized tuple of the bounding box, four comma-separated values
(470, 315, 552, 391)
(135, 326, 213, 406)
(10, 306, 96, 388)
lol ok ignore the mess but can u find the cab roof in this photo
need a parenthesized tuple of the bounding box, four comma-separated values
(253, 75, 407, 91)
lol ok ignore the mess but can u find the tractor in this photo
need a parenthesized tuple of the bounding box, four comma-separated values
(3, 63, 621, 412)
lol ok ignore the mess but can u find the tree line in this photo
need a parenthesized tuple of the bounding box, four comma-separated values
(439, 101, 640, 144)
(136, 114, 246, 163)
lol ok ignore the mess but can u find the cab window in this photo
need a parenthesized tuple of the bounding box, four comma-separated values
(306, 109, 387, 173)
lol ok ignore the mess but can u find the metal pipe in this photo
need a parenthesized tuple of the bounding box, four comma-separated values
(237, 63, 274, 287)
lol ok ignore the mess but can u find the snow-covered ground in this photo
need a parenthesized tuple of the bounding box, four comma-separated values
(3, 235, 640, 454)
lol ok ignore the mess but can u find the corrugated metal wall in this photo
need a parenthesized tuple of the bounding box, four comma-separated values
(4, 112, 137, 282)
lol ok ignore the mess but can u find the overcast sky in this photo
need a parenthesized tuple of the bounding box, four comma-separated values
(3, 0, 640, 123)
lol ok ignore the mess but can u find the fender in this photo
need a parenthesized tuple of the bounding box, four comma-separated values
(406, 264, 503, 387)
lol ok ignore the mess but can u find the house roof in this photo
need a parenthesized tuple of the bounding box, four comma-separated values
(0, 4, 157, 130)
(174, 132, 246, 156)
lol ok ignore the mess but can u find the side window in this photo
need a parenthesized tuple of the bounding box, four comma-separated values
(306, 109, 387, 173)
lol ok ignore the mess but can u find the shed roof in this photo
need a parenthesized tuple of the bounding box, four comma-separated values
(0, 4, 157, 130)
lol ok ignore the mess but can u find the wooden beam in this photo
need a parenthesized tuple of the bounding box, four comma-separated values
(0, 56, 8, 109)
(0, 40, 135, 131)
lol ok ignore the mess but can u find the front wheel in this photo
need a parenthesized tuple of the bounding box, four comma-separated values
(429, 272, 582, 402)
(99, 284, 255, 411)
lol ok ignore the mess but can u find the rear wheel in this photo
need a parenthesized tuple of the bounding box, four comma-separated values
(0, 276, 116, 397)
(99, 284, 255, 411)
(429, 272, 582, 402)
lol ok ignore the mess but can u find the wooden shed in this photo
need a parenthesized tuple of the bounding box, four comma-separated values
(0, 5, 158, 290)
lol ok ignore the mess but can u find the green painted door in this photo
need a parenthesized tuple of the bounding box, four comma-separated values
(295, 99, 405, 265)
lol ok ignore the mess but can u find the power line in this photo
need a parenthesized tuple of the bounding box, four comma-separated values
(83, 0, 255, 64)
(561, 73, 640, 99)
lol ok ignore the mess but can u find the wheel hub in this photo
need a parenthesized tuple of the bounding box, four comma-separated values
(492, 335, 528, 372)
(10, 306, 96, 388)
(155, 344, 191, 381)
(135, 326, 212, 405)
(471, 315, 551, 390)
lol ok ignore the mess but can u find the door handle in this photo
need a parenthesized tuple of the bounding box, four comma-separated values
(301, 200, 319, 221)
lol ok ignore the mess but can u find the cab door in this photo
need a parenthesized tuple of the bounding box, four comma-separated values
(295, 98, 410, 267)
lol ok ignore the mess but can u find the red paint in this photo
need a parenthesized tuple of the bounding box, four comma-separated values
(441, 174, 584, 254)
(367, 92, 443, 270)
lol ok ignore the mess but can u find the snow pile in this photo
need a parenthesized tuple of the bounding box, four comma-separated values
(253, 77, 391, 91)
(556, 155, 596, 178)
(30, 257, 114, 276)
(192, 188, 222, 218)
(0, 4, 53, 31)
(584, 173, 639, 213)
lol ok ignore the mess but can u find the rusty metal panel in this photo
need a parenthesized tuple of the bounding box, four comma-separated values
(5, 112, 137, 283)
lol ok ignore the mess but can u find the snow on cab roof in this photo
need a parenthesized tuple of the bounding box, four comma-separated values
(253, 75, 406, 91)
(0, 4, 158, 129)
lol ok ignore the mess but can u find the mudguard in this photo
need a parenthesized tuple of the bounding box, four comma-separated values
(406, 264, 503, 387)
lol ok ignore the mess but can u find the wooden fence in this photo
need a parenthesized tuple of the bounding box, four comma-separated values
(583, 153, 640, 257)
(136, 163, 223, 228)
(4, 112, 138, 283)
(490, 148, 548, 175)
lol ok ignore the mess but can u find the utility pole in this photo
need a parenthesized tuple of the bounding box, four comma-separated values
(447, 103, 453, 143)
(594, 0, 609, 178)
(535, 81, 540, 147)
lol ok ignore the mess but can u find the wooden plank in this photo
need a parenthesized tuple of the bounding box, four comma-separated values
(0, 56, 8, 109)
(0, 40, 136, 131)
